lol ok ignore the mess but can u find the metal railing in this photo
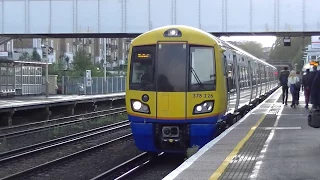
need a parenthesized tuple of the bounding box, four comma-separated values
(62, 76, 126, 95)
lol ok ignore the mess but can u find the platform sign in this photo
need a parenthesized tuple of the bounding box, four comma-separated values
(86, 70, 92, 87)
(283, 37, 291, 46)
(311, 36, 320, 49)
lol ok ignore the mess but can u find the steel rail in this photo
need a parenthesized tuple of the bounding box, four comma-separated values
(0, 107, 126, 138)
(0, 134, 133, 180)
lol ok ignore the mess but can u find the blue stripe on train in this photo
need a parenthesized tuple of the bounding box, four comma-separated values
(128, 114, 223, 152)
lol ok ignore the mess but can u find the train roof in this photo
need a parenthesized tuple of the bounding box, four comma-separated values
(132, 25, 221, 46)
(220, 40, 276, 69)
(133, 25, 276, 69)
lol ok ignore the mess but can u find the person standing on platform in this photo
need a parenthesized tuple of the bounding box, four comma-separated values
(279, 67, 290, 105)
(295, 71, 302, 105)
(288, 70, 299, 108)
(308, 65, 318, 106)
(302, 69, 311, 108)
(311, 70, 320, 109)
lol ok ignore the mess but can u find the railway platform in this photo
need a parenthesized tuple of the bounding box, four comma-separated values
(164, 88, 319, 180)
(0, 93, 125, 126)
(0, 93, 125, 111)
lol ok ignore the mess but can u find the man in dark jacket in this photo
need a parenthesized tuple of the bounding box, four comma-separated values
(311, 70, 320, 109)
(308, 65, 318, 106)
(296, 71, 302, 105)
(279, 67, 290, 105)
(302, 69, 311, 108)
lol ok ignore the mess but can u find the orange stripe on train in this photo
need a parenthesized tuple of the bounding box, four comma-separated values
(127, 112, 223, 120)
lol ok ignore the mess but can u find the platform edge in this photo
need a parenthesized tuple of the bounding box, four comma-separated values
(162, 87, 281, 180)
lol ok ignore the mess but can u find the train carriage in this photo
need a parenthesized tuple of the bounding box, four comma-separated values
(125, 25, 278, 153)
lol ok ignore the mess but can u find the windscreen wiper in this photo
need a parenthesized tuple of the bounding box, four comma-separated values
(190, 67, 204, 89)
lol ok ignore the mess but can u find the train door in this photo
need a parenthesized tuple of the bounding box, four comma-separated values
(223, 54, 230, 112)
(264, 67, 268, 93)
(267, 68, 270, 91)
(155, 42, 187, 120)
(233, 54, 240, 111)
(248, 60, 253, 102)
(258, 64, 263, 96)
(244, 65, 249, 88)
(254, 62, 259, 98)
(226, 61, 235, 112)
(263, 66, 267, 94)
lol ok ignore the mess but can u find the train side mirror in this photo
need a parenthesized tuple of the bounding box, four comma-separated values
(220, 48, 226, 53)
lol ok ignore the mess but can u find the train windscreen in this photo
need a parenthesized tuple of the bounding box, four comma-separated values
(129, 45, 156, 91)
(189, 46, 216, 91)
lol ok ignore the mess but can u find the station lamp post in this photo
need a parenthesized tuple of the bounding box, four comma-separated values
(103, 38, 107, 82)
(41, 38, 49, 97)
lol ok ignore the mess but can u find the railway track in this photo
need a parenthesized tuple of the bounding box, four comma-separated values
(0, 107, 127, 152)
(91, 153, 163, 180)
(0, 120, 132, 179)
(0, 106, 126, 136)
(91, 152, 186, 180)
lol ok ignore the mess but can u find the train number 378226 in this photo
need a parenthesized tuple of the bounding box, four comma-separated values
(193, 93, 213, 98)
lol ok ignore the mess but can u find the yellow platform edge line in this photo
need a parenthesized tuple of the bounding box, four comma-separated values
(208, 113, 267, 180)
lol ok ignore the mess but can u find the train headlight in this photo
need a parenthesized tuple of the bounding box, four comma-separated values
(169, 30, 177, 36)
(131, 100, 150, 114)
(196, 106, 202, 112)
(163, 28, 182, 37)
(193, 101, 214, 115)
(133, 101, 142, 110)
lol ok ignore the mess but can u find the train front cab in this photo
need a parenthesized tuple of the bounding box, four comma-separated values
(126, 27, 227, 153)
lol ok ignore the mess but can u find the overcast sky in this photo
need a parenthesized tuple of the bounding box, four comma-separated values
(220, 36, 277, 47)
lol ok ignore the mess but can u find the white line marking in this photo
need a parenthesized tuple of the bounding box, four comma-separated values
(276, 114, 307, 116)
(250, 103, 285, 179)
(263, 127, 302, 130)
(162, 88, 282, 180)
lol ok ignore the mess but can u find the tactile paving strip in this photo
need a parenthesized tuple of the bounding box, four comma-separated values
(218, 104, 282, 180)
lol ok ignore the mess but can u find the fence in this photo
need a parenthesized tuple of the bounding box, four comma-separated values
(62, 76, 126, 95)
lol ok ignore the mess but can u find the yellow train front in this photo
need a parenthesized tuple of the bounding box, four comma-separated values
(126, 25, 227, 153)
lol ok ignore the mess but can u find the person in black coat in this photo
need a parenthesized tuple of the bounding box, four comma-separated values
(302, 69, 311, 108)
(279, 67, 290, 105)
(311, 70, 320, 109)
(309, 65, 318, 107)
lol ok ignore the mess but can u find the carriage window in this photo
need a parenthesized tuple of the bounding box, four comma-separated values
(227, 63, 235, 92)
(129, 45, 156, 91)
(189, 46, 216, 91)
(244, 67, 248, 87)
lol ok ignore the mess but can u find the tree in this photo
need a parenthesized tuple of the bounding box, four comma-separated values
(72, 49, 93, 75)
(72, 49, 103, 77)
(230, 41, 265, 59)
(31, 48, 41, 61)
(269, 37, 310, 70)
(18, 52, 31, 60)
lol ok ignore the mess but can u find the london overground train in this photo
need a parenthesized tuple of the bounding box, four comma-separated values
(125, 25, 278, 153)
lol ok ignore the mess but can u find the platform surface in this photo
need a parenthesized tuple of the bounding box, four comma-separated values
(164, 88, 320, 180)
(0, 92, 125, 109)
